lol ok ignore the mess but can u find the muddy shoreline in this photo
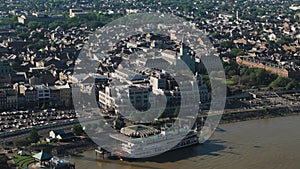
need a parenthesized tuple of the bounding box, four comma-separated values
(220, 106, 300, 124)
(60, 107, 300, 157)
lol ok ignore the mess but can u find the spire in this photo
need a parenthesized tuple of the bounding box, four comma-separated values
(180, 34, 186, 56)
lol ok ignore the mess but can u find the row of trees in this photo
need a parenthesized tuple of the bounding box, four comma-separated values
(1, 11, 123, 30)
(269, 76, 300, 90)
(14, 127, 40, 147)
(0, 15, 20, 28)
(26, 12, 123, 31)
(224, 62, 300, 90)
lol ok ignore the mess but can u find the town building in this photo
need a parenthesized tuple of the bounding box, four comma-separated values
(35, 84, 50, 107)
(49, 83, 72, 108)
(0, 87, 17, 110)
(237, 57, 300, 81)
(0, 58, 12, 84)
(18, 13, 65, 24)
(69, 9, 88, 18)
(18, 83, 38, 108)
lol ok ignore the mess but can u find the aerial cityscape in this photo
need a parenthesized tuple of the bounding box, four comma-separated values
(0, 0, 299, 169)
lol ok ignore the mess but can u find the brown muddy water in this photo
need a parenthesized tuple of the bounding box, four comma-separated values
(68, 116, 300, 169)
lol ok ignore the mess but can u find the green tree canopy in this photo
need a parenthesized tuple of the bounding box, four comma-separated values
(27, 21, 43, 30)
(29, 127, 40, 143)
(230, 48, 245, 57)
(0, 154, 10, 169)
(269, 76, 292, 89)
(14, 138, 31, 147)
(113, 115, 125, 130)
(285, 80, 300, 90)
(220, 40, 234, 49)
(72, 124, 84, 136)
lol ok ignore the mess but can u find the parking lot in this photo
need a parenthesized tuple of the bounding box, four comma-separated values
(0, 109, 78, 135)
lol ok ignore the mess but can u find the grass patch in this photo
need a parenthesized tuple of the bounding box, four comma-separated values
(13, 155, 35, 169)
(31, 141, 52, 146)
(226, 79, 236, 85)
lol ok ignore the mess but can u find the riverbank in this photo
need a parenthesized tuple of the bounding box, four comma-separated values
(28, 138, 98, 157)
(68, 115, 300, 169)
(220, 106, 300, 124)
(1, 106, 299, 166)
(30, 107, 300, 158)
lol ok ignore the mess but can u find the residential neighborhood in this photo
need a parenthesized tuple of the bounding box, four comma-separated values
(0, 0, 299, 168)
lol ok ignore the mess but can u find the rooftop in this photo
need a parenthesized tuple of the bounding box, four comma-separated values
(120, 124, 160, 138)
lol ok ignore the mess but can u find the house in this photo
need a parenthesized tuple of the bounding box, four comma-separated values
(56, 132, 75, 141)
(49, 129, 65, 139)
(49, 129, 75, 142)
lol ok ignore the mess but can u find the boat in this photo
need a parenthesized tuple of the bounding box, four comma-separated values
(96, 124, 202, 159)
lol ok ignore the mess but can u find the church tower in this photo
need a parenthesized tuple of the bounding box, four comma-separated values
(179, 38, 196, 73)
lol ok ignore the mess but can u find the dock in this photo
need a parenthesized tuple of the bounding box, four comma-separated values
(95, 147, 112, 159)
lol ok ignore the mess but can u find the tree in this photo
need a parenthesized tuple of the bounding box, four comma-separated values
(48, 21, 64, 30)
(230, 48, 245, 57)
(220, 40, 234, 49)
(0, 15, 19, 28)
(14, 138, 31, 147)
(286, 80, 300, 90)
(30, 31, 44, 39)
(0, 154, 10, 169)
(17, 32, 30, 40)
(27, 21, 43, 30)
(173, 108, 180, 117)
(269, 76, 292, 89)
(72, 124, 84, 136)
(113, 115, 125, 130)
(237, 67, 277, 86)
(211, 32, 222, 39)
(276, 37, 293, 45)
(29, 127, 40, 143)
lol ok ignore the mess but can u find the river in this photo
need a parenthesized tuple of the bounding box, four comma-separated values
(68, 116, 300, 169)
